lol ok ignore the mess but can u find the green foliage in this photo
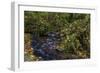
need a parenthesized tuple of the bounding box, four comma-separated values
(24, 11, 90, 61)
